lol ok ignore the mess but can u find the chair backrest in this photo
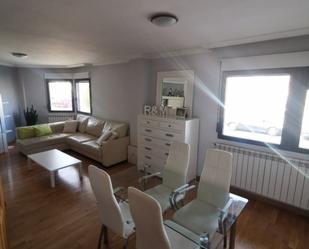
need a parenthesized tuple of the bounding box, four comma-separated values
(88, 165, 125, 237)
(197, 149, 233, 208)
(162, 142, 190, 189)
(128, 187, 171, 249)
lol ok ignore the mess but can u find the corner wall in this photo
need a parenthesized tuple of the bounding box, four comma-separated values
(16, 59, 152, 146)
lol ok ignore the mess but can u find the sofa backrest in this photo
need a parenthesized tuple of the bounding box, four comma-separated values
(77, 114, 129, 138)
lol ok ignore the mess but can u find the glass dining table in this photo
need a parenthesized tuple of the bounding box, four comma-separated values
(111, 166, 248, 249)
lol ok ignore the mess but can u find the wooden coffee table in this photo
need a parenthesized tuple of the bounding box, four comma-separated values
(27, 149, 82, 188)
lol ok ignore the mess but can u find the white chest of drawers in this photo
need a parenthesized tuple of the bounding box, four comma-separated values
(137, 114, 199, 182)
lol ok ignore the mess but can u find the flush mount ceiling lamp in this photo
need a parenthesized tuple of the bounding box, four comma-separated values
(150, 13, 178, 27)
(11, 52, 28, 58)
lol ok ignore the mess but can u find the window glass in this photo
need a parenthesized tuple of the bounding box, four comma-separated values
(222, 75, 290, 144)
(76, 80, 91, 114)
(47, 80, 73, 111)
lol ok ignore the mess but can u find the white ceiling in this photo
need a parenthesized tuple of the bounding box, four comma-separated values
(1, 0, 309, 67)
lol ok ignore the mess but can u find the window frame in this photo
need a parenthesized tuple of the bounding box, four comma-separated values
(217, 67, 309, 154)
(46, 79, 75, 113)
(74, 78, 92, 115)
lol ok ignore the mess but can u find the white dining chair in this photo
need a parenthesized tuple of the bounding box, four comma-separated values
(88, 165, 134, 249)
(171, 149, 233, 245)
(128, 187, 199, 249)
(139, 142, 191, 212)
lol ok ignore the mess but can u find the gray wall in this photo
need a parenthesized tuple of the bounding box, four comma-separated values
(0, 66, 20, 142)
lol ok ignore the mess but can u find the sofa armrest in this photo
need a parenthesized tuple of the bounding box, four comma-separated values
(101, 136, 130, 166)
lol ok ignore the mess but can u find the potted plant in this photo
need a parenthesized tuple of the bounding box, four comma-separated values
(24, 105, 38, 126)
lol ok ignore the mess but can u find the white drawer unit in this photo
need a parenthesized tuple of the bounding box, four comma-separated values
(137, 114, 199, 182)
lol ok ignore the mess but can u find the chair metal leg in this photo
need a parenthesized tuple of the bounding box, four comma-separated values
(97, 225, 104, 249)
(223, 220, 227, 248)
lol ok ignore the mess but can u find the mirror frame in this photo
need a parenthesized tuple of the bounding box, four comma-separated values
(156, 70, 194, 117)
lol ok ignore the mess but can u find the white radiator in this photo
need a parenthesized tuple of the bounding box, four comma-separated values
(214, 143, 309, 211)
(48, 113, 75, 123)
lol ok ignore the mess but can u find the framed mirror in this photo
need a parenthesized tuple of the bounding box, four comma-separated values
(156, 70, 194, 117)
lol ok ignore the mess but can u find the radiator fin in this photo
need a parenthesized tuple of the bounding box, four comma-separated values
(214, 143, 309, 210)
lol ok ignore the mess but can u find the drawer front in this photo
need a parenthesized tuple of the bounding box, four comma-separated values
(159, 121, 185, 131)
(139, 118, 159, 128)
(137, 153, 166, 173)
(157, 130, 184, 142)
(139, 126, 160, 137)
(139, 135, 172, 151)
(140, 126, 184, 142)
(139, 146, 169, 160)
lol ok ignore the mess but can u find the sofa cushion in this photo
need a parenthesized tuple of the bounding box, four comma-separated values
(17, 127, 35, 139)
(66, 133, 96, 146)
(33, 125, 53, 137)
(17, 133, 70, 149)
(104, 121, 128, 138)
(50, 122, 65, 133)
(63, 120, 78, 133)
(70, 140, 102, 160)
(85, 118, 105, 137)
(77, 115, 89, 133)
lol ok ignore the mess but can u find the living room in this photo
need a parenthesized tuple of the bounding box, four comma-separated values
(0, 1, 309, 249)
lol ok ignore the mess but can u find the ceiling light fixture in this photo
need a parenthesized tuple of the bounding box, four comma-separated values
(150, 13, 178, 27)
(11, 52, 28, 58)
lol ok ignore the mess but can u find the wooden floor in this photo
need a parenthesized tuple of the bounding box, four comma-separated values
(0, 147, 308, 249)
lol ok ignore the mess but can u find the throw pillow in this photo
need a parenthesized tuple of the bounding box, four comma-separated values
(86, 118, 105, 137)
(77, 115, 89, 133)
(63, 120, 78, 133)
(17, 127, 35, 139)
(107, 131, 118, 141)
(111, 123, 128, 138)
(33, 124, 53, 137)
(96, 130, 112, 145)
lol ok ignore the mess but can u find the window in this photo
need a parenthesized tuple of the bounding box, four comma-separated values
(47, 80, 73, 112)
(75, 79, 91, 114)
(299, 90, 309, 149)
(218, 67, 309, 153)
(222, 74, 290, 144)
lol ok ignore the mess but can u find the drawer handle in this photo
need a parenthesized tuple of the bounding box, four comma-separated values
(165, 133, 174, 137)
(165, 153, 169, 156)
(165, 143, 171, 146)
(144, 163, 151, 168)
(145, 129, 152, 133)
(145, 155, 151, 159)
(147, 121, 150, 124)
(145, 138, 152, 142)
(168, 124, 172, 128)
(145, 147, 152, 151)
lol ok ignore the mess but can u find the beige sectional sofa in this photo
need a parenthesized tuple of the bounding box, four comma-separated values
(16, 115, 129, 167)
